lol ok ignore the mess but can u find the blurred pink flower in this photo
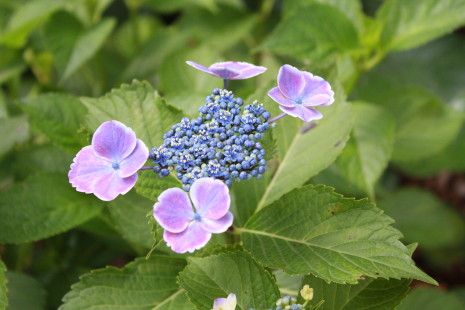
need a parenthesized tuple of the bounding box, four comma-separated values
(212, 293, 237, 310)
(186, 61, 266, 80)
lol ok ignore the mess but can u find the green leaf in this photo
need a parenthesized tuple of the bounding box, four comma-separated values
(378, 188, 465, 250)
(0, 115, 29, 157)
(255, 81, 352, 209)
(108, 191, 154, 249)
(377, 0, 465, 51)
(274, 270, 302, 297)
(81, 80, 183, 147)
(302, 274, 410, 310)
(334, 103, 395, 198)
(5, 272, 46, 310)
(62, 18, 116, 81)
(178, 251, 280, 310)
(21, 93, 88, 152)
(0, 173, 103, 244)
(0, 261, 6, 310)
(59, 255, 189, 310)
(397, 287, 465, 310)
(0, 0, 68, 48)
(262, 3, 359, 62)
(241, 185, 436, 285)
(135, 172, 181, 201)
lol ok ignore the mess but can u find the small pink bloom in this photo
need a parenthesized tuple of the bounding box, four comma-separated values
(186, 61, 267, 80)
(212, 293, 237, 310)
(268, 64, 335, 122)
(68, 120, 148, 201)
(153, 178, 233, 253)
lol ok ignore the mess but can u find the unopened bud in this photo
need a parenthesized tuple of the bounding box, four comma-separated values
(300, 285, 314, 301)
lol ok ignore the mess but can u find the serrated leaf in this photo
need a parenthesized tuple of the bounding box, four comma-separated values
(135, 172, 181, 201)
(0, 0, 68, 48)
(302, 274, 410, 310)
(241, 185, 436, 285)
(59, 255, 188, 310)
(178, 251, 280, 310)
(5, 272, 46, 310)
(21, 93, 88, 152)
(0, 115, 29, 157)
(0, 173, 103, 244)
(334, 103, 395, 198)
(81, 80, 183, 147)
(108, 191, 154, 249)
(377, 0, 465, 51)
(262, 3, 359, 62)
(0, 261, 6, 310)
(397, 287, 465, 310)
(62, 18, 116, 80)
(378, 188, 465, 250)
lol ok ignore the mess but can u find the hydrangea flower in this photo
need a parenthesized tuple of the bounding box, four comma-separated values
(186, 61, 267, 80)
(69, 120, 149, 201)
(268, 64, 334, 122)
(153, 178, 233, 253)
(212, 293, 237, 310)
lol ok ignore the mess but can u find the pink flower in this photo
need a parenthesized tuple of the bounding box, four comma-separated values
(68, 120, 148, 201)
(268, 64, 334, 122)
(212, 293, 237, 310)
(153, 178, 233, 253)
(186, 61, 267, 80)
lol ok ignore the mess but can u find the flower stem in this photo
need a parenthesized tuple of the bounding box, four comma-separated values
(223, 79, 228, 89)
(139, 166, 155, 171)
(267, 113, 287, 124)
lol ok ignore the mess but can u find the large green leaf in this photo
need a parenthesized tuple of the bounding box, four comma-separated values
(262, 3, 359, 62)
(302, 274, 410, 310)
(81, 80, 183, 147)
(0, 115, 29, 156)
(178, 251, 280, 310)
(334, 103, 395, 198)
(378, 188, 465, 250)
(241, 185, 436, 285)
(0, 0, 68, 48)
(0, 261, 6, 310)
(0, 173, 103, 244)
(135, 172, 181, 201)
(21, 93, 88, 152)
(377, 0, 465, 51)
(254, 81, 352, 209)
(5, 272, 46, 310)
(397, 287, 465, 310)
(59, 256, 190, 310)
(62, 18, 116, 81)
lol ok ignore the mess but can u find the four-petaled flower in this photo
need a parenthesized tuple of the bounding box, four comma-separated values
(153, 178, 233, 253)
(186, 61, 267, 80)
(268, 64, 334, 122)
(212, 293, 237, 310)
(69, 120, 149, 201)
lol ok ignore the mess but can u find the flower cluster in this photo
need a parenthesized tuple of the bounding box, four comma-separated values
(149, 88, 270, 191)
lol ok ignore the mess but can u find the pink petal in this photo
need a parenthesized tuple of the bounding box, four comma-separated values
(268, 87, 296, 107)
(232, 65, 266, 79)
(164, 222, 211, 253)
(209, 64, 241, 79)
(189, 178, 230, 220)
(213, 294, 237, 309)
(301, 73, 335, 106)
(91, 120, 137, 163)
(153, 188, 195, 233)
(92, 171, 138, 201)
(200, 212, 233, 233)
(278, 64, 305, 100)
(186, 61, 217, 77)
(69, 146, 112, 194)
(279, 105, 323, 122)
(118, 139, 149, 178)
(302, 94, 331, 106)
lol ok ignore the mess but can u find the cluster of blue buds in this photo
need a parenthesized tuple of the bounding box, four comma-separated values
(149, 88, 271, 191)
(248, 296, 304, 310)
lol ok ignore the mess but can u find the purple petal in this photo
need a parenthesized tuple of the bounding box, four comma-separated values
(118, 139, 149, 178)
(209, 63, 241, 79)
(279, 105, 323, 122)
(268, 87, 296, 107)
(189, 178, 230, 220)
(278, 64, 305, 100)
(223, 62, 267, 79)
(185, 61, 218, 77)
(213, 294, 237, 309)
(92, 171, 138, 201)
(200, 212, 233, 233)
(91, 120, 137, 163)
(164, 222, 211, 253)
(301, 73, 335, 106)
(69, 146, 112, 194)
(153, 188, 194, 233)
